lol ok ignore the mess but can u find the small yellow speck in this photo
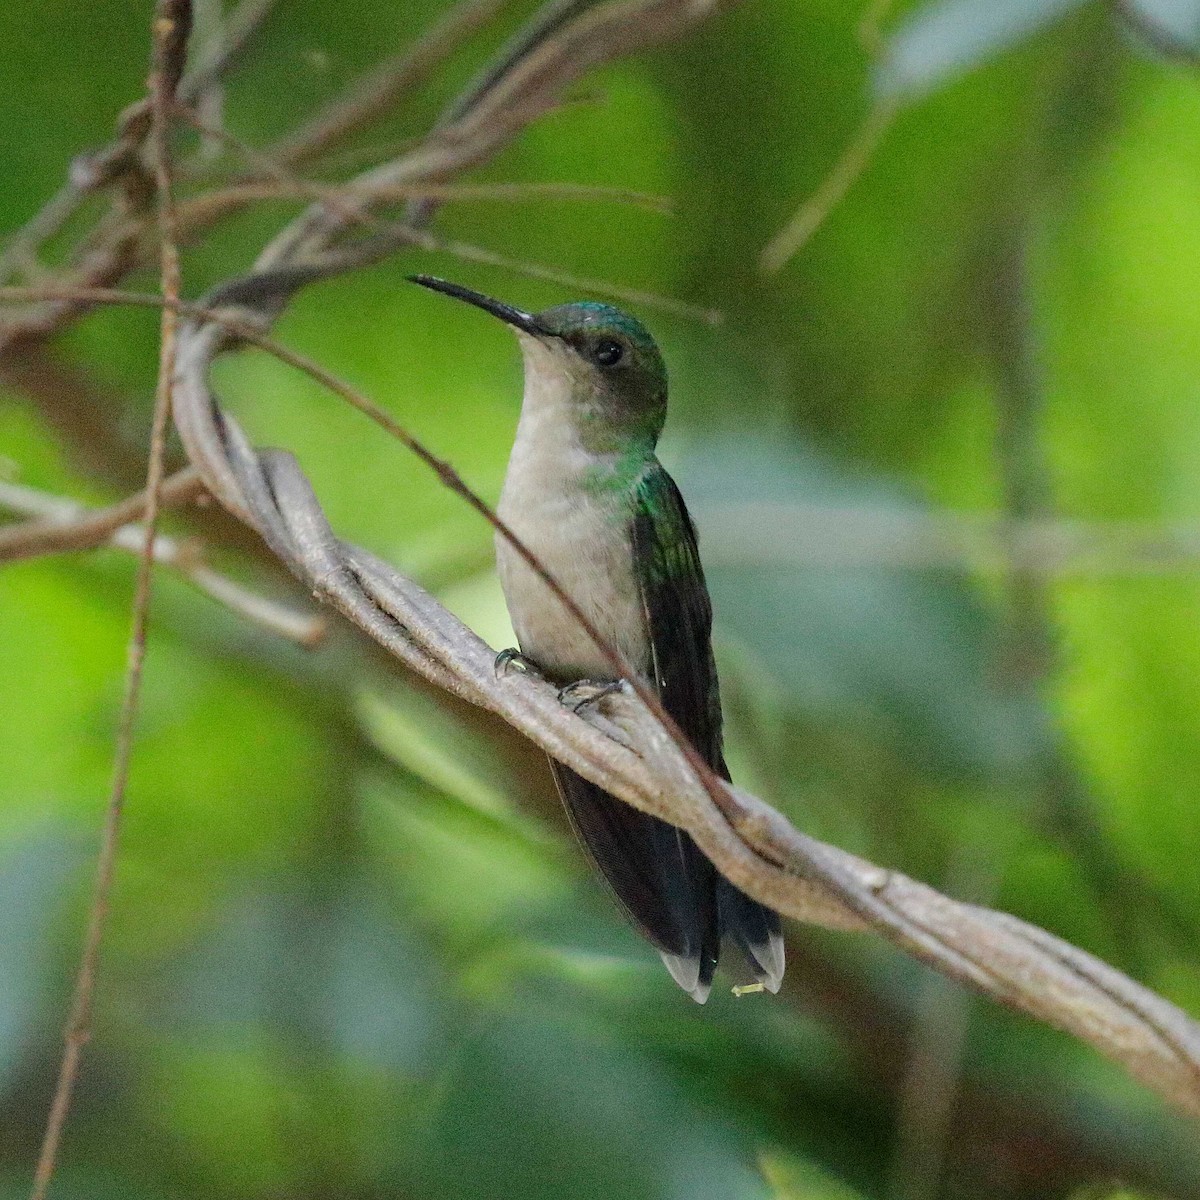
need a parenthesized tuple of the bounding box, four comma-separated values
(731, 982, 765, 997)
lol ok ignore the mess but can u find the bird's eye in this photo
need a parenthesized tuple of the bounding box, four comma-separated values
(594, 339, 624, 367)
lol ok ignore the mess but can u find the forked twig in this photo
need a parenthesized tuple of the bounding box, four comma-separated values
(0, 468, 205, 562)
(0, 0, 277, 288)
(0, 475, 324, 646)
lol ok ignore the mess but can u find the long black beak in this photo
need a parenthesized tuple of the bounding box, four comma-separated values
(408, 275, 546, 336)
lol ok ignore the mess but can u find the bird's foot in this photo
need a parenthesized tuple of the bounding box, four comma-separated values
(494, 647, 543, 679)
(557, 678, 627, 714)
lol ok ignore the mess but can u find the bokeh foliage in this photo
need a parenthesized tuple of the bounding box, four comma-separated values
(2, 0, 1200, 1197)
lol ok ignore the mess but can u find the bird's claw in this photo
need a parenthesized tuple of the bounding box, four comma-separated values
(494, 647, 542, 679)
(557, 678, 627, 714)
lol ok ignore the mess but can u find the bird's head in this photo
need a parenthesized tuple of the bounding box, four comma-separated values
(411, 276, 668, 451)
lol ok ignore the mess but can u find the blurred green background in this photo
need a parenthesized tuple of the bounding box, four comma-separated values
(3, 0, 1200, 1196)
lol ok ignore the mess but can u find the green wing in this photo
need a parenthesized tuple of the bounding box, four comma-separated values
(630, 463, 725, 772)
(630, 462, 784, 994)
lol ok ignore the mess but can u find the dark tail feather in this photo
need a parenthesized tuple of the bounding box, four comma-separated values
(718, 879, 785, 994)
(549, 760, 783, 1000)
(549, 761, 718, 1001)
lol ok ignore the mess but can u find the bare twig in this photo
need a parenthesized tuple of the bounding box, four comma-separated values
(188, 0, 227, 161)
(759, 101, 895, 274)
(758, 0, 900, 275)
(176, 175, 676, 215)
(0, 187, 85, 285)
(0, 0, 276, 289)
(254, 0, 742, 269)
(29, 8, 191, 1195)
(406, 228, 723, 324)
(167, 108, 705, 317)
(0, 468, 204, 561)
(178, 77, 718, 324)
(0, 0, 723, 352)
(0, 476, 324, 646)
(268, 0, 515, 167)
(178, 0, 280, 106)
(1, 0, 486, 343)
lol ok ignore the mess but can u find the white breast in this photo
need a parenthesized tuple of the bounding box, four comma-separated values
(495, 356, 648, 682)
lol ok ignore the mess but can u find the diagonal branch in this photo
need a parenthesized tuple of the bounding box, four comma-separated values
(0, 468, 205, 562)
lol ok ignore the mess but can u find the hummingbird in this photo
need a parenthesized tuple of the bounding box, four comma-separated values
(410, 275, 784, 1002)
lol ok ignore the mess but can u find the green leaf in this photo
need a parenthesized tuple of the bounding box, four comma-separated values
(877, 0, 1089, 101)
(414, 1010, 772, 1200)
(1124, 0, 1200, 55)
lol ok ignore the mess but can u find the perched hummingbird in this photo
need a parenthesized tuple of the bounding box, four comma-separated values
(411, 275, 784, 1002)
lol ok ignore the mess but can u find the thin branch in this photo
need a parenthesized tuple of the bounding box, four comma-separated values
(253, 0, 742, 269)
(0, 0, 276, 288)
(0, 468, 204, 561)
(268, 0, 515, 167)
(758, 0, 900, 274)
(172, 103, 713, 322)
(187, 0, 228, 163)
(177, 0, 280, 105)
(175, 175, 677, 216)
(0, 476, 324, 646)
(29, 8, 191, 1196)
(0, 0, 727, 352)
(0, 186, 86, 286)
(408, 228, 723, 324)
(759, 101, 895, 274)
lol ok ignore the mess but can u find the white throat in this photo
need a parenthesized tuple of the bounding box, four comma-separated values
(493, 334, 649, 678)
